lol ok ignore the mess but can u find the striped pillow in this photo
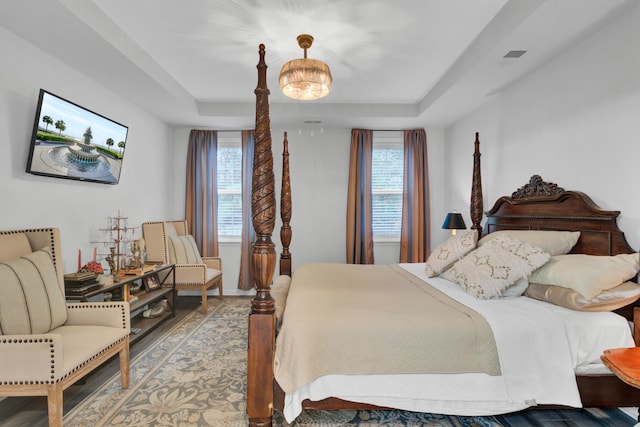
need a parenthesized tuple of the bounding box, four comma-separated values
(167, 235, 203, 264)
(0, 249, 67, 334)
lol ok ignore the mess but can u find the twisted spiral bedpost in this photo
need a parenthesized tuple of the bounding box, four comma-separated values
(247, 43, 276, 427)
(251, 44, 277, 315)
(470, 132, 483, 233)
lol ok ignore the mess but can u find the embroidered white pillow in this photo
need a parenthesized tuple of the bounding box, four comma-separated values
(528, 253, 640, 300)
(442, 234, 550, 299)
(424, 230, 477, 277)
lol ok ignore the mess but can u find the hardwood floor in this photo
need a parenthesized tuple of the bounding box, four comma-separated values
(0, 296, 203, 427)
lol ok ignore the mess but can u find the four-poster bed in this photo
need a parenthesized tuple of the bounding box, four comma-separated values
(246, 45, 640, 426)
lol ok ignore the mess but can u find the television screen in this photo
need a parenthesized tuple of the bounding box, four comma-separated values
(26, 89, 129, 184)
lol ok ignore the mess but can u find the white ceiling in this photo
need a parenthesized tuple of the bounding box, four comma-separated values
(0, 0, 631, 129)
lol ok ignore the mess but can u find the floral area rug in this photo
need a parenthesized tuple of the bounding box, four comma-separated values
(64, 296, 635, 426)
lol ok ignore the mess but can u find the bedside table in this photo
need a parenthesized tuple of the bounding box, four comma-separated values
(601, 347, 640, 425)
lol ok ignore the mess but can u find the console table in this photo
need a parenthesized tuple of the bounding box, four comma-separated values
(67, 264, 176, 343)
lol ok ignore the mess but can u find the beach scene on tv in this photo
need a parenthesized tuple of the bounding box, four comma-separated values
(27, 91, 128, 184)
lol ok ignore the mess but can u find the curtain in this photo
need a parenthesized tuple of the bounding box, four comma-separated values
(237, 130, 255, 290)
(346, 129, 374, 264)
(400, 129, 430, 262)
(185, 129, 219, 257)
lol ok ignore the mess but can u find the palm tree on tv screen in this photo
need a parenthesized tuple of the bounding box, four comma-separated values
(118, 140, 125, 155)
(55, 119, 66, 136)
(42, 115, 53, 132)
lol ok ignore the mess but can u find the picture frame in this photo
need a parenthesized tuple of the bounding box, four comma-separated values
(146, 275, 159, 290)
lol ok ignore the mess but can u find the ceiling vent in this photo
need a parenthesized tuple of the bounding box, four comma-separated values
(503, 50, 527, 58)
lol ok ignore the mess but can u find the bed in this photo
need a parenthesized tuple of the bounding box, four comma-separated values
(245, 44, 640, 426)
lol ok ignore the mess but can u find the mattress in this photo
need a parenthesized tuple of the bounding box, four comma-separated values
(279, 262, 634, 422)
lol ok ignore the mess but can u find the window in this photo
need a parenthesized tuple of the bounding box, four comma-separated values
(372, 131, 404, 240)
(216, 132, 242, 239)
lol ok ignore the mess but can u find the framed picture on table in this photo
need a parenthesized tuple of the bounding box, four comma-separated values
(146, 275, 159, 290)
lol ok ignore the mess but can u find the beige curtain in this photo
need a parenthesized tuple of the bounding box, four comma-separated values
(185, 129, 219, 257)
(237, 130, 255, 290)
(400, 129, 430, 262)
(346, 129, 374, 264)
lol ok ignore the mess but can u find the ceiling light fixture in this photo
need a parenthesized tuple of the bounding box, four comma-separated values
(279, 34, 332, 101)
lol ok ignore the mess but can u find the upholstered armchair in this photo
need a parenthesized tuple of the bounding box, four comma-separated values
(142, 220, 222, 313)
(0, 228, 130, 427)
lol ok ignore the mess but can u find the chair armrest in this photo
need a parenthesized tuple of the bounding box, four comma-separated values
(202, 256, 222, 270)
(0, 333, 64, 382)
(65, 302, 130, 332)
(174, 264, 208, 285)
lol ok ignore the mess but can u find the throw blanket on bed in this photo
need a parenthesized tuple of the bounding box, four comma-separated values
(274, 263, 500, 393)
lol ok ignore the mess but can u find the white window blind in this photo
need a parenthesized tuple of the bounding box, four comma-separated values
(216, 133, 242, 238)
(372, 131, 404, 238)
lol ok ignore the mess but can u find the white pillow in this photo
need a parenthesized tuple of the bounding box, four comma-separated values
(424, 230, 477, 277)
(528, 253, 640, 300)
(442, 234, 550, 300)
(167, 234, 203, 264)
(0, 249, 67, 334)
(478, 230, 580, 256)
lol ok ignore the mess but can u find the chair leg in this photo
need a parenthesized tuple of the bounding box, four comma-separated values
(47, 383, 63, 427)
(218, 278, 223, 301)
(201, 288, 208, 314)
(120, 338, 130, 389)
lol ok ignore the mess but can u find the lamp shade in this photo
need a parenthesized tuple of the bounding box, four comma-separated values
(442, 212, 467, 231)
(279, 34, 332, 101)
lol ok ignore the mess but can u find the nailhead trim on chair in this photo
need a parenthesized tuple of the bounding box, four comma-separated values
(0, 337, 56, 385)
(1, 303, 129, 385)
(0, 336, 128, 385)
(66, 302, 129, 329)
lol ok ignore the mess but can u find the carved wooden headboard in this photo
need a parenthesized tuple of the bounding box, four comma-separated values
(483, 175, 635, 256)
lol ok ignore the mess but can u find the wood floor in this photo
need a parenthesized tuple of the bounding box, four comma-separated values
(0, 296, 203, 427)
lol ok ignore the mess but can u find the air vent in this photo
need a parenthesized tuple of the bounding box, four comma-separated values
(503, 50, 527, 58)
(304, 120, 322, 124)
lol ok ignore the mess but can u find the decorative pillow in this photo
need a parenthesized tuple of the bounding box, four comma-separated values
(525, 281, 640, 312)
(478, 230, 580, 256)
(528, 253, 640, 300)
(425, 230, 478, 277)
(167, 234, 203, 264)
(502, 277, 529, 298)
(441, 234, 550, 299)
(0, 249, 67, 335)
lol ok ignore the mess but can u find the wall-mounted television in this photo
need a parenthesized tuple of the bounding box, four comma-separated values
(26, 89, 129, 184)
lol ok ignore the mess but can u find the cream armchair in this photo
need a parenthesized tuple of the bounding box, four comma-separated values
(0, 228, 130, 427)
(142, 220, 222, 313)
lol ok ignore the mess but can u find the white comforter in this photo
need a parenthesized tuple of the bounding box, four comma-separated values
(281, 263, 634, 422)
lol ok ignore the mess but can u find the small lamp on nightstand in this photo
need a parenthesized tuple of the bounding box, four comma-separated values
(442, 211, 467, 235)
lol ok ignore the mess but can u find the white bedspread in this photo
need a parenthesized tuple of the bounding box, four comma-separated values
(281, 263, 634, 422)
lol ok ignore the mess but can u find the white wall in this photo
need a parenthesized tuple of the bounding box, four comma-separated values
(173, 126, 447, 295)
(0, 26, 177, 274)
(445, 2, 640, 250)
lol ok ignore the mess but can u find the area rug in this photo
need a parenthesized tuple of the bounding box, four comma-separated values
(64, 297, 636, 426)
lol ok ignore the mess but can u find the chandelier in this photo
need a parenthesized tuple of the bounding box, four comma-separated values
(279, 34, 332, 101)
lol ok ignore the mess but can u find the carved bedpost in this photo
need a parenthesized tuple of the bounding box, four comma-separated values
(247, 44, 276, 427)
(280, 132, 292, 277)
(470, 132, 483, 232)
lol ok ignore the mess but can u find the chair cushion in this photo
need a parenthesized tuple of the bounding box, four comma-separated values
(167, 235, 203, 264)
(0, 249, 67, 334)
